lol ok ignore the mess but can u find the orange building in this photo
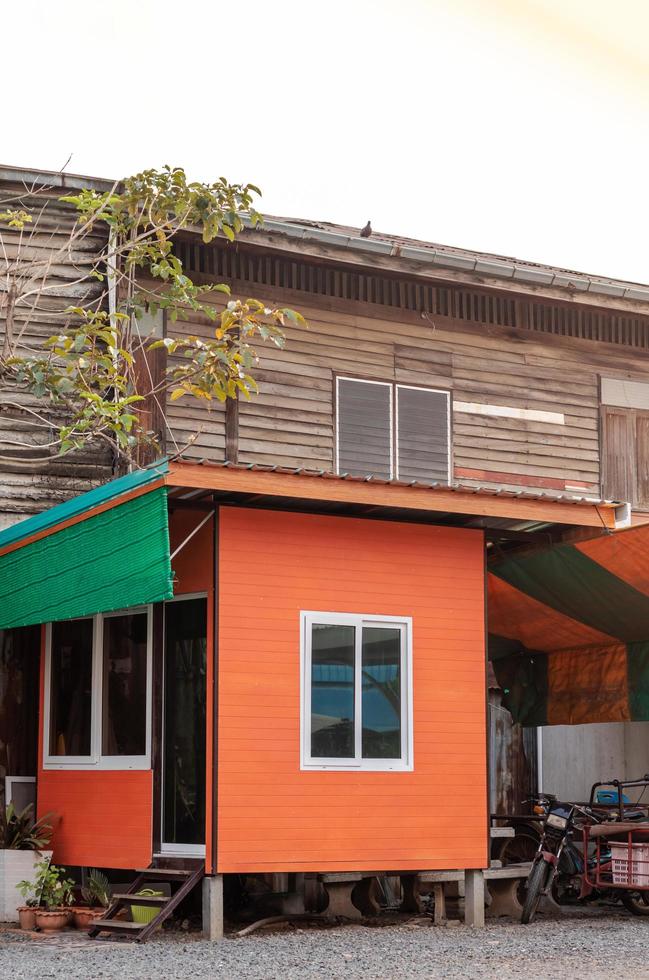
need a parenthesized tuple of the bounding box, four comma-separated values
(0, 459, 622, 935)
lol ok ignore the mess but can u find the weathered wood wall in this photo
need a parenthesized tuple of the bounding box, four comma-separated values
(166, 246, 649, 499)
(0, 179, 113, 529)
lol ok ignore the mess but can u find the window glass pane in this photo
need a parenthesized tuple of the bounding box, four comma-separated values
(102, 612, 148, 756)
(311, 624, 355, 758)
(163, 598, 207, 846)
(49, 619, 93, 756)
(361, 627, 401, 759)
(0, 626, 40, 792)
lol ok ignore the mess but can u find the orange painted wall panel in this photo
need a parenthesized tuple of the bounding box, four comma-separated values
(170, 508, 213, 596)
(38, 770, 153, 868)
(217, 507, 487, 873)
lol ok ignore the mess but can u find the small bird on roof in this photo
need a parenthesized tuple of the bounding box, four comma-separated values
(360, 221, 372, 238)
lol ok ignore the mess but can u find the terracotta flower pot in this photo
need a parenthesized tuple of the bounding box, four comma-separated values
(35, 908, 71, 933)
(72, 907, 105, 931)
(17, 906, 37, 930)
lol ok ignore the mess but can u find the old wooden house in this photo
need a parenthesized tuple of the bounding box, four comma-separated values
(3, 164, 649, 933)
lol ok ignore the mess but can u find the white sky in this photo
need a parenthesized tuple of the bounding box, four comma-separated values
(4, 0, 648, 282)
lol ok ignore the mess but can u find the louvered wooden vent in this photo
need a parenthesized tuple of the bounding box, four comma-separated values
(174, 239, 649, 350)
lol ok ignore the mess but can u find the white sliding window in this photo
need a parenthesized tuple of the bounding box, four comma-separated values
(301, 611, 413, 771)
(43, 606, 152, 770)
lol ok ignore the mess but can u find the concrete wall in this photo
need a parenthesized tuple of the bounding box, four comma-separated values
(541, 722, 649, 801)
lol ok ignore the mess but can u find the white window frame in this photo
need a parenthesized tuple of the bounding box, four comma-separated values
(395, 383, 452, 483)
(43, 606, 153, 771)
(300, 611, 413, 772)
(335, 376, 394, 479)
(5, 775, 36, 808)
(335, 376, 451, 483)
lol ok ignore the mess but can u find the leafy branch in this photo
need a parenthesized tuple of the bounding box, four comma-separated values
(0, 166, 305, 465)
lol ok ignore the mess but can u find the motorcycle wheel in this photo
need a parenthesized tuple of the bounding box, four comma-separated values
(521, 859, 550, 924)
(621, 891, 649, 916)
(497, 828, 542, 906)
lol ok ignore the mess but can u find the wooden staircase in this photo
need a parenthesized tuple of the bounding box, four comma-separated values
(88, 861, 204, 943)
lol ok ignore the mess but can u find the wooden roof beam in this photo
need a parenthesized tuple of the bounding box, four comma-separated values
(166, 463, 619, 529)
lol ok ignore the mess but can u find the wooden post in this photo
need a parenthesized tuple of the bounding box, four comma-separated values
(464, 869, 485, 928)
(202, 874, 224, 940)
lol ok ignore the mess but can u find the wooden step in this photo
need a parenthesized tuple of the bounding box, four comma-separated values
(92, 920, 144, 932)
(133, 868, 192, 878)
(89, 863, 205, 943)
(111, 893, 170, 906)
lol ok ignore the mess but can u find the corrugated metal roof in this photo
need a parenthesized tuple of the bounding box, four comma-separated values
(1, 163, 647, 304)
(252, 215, 649, 303)
(167, 459, 617, 509)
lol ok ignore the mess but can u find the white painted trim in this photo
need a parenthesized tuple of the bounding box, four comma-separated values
(165, 591, 209, 603)
(5, 776, 36, 806)
(453, 401, 565, 425)
(395, 383, 451, 483)
(300, 611, 414, 772)
(43, 607, 152, 771)
(157, 844, 206, 858)
(335, 376, 394, 479)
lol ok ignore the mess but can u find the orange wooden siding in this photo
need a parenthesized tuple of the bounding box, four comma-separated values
(170, 507, 214, 597)
(38, 770, 153, 868)
(217, 507, 488, 873)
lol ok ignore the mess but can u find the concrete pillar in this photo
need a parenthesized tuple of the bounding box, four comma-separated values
(202, 874, 224, 941)
(464, 869, 485, 928)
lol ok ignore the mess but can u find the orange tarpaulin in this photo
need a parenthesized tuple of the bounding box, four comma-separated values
(488, 523, 649, 725)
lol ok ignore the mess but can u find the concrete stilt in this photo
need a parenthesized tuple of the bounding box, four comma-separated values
(464, 869, 485, 928)
(202, 874, 224, 941)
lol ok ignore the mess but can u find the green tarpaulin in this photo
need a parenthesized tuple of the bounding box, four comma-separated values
(489, 522, 649, 725)
(0, 463, 173, 629)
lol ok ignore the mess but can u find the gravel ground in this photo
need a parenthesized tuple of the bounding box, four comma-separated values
(2, 908, 649, 980)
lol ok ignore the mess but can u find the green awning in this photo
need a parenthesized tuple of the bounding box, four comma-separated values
(0, 462, 173, 629)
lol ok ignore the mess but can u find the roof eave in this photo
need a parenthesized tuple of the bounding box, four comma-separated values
(166, 460, 621, 529)
(232, 222, 649, 315)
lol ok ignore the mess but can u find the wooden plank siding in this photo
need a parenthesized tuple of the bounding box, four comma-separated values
(165, 259, 649, 498)
(0, 181, 113, 529)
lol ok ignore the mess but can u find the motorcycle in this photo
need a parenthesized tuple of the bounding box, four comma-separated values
(521, 798, 594, 923)
(521, 784, 649, 923)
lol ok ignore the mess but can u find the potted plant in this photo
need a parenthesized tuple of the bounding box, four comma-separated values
(73, 869, 111, 930)
(15, 877, 39, 931)
(0, 803, 54, 924)
(18, 858, 74, 932)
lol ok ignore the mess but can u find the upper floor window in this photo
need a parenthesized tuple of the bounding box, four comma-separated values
(44, 607, 152, 770)
(301, 611, 413, 772)
(335, 376, 450, 483)
(601, 378, 649, 510)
